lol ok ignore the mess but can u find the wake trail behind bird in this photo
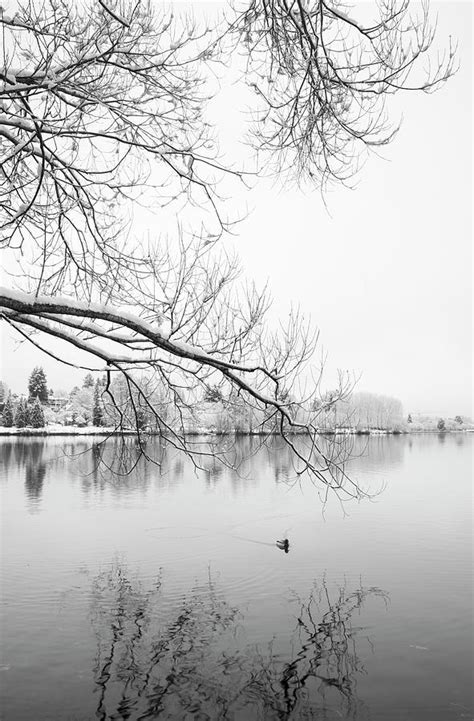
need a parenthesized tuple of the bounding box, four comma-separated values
(226, 535, 276, 547)
(145, 525, 289, 547)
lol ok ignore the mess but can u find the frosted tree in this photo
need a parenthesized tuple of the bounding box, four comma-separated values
(28, 397, 45, 428)
(2, 393, 14, 427)
(83, 374, 95, 389)
(14, 397, 29, 428)
(92, 381, 104, 428)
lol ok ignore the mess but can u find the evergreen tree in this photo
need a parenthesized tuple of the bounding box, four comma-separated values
(407, 414, 412, 423)
(28, 398, 46, 428)
(92, 381, 103, 427)
(15, 397, 29, 427)
(28, 367, 48, 403)
(83, 373, 94, 388)
(3, 393, 14, 427)
(437, 418, 446, 432)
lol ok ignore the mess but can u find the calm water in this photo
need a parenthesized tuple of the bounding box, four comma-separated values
(0, 434, 472, 721)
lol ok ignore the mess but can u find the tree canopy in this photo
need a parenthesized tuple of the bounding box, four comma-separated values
(0, 0, 455, 498)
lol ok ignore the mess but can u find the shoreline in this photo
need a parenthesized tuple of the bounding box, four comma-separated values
(0, 427, 472, 437)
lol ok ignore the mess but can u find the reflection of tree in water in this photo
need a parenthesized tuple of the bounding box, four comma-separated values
(25, 457, 46, 507)
(77, 436, 291, 498)
(78, 439, 173, 497)
(351, 434, 405, 471)
(0, 440, 14, 478)
(89, 565, 386, 720)
(61, 431, 409, 502)
(200, 456, 224, 486)
(12, 440, 48, 511)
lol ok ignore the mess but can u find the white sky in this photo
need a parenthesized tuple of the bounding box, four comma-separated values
(0, 1, 472, 417)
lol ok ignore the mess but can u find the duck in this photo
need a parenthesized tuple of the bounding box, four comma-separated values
(276, 538, 290, 553)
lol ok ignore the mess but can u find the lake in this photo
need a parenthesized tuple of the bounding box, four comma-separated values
(0, 433, 472, 720)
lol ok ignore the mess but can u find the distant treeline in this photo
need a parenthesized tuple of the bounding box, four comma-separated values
(0, 373, 471, 434)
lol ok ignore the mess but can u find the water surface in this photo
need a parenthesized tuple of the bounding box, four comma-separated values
(1, 434, 472, 720)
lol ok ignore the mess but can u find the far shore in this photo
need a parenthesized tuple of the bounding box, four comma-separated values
(0, 426, 472, 438)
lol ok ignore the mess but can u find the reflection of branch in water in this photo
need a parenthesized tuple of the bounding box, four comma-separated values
(273, 580, 388, 719)
(90, 566, 163, 720)
(88, 564, 387, 720)
(89, 565, 240, 719)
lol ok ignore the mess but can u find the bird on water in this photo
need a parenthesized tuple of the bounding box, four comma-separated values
(276, 538, 290, 553)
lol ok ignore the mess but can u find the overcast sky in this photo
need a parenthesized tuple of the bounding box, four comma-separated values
(0, 1, 472, 417)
